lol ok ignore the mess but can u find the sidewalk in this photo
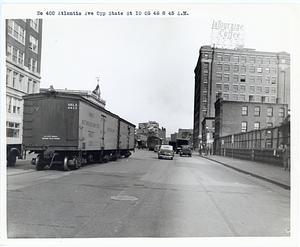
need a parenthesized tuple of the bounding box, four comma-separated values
(199, 154, 290, 190)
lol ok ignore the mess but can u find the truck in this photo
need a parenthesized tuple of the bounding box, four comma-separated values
(175, 139, 190, 154)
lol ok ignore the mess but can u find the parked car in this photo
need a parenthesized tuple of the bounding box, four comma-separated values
(154, 145, 161, 152)
(180, 145, 192, 157)
(158, 145, 174, 160)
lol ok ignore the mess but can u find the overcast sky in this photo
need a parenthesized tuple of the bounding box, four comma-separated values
(4, 3, 299, 136)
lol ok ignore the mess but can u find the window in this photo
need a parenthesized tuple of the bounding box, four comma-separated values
(266, 77, 270, 84)
(271, 57, 277, 65)
(18, 51, 24, 65)
(257, 57, 263, 64)
(204, 53, 209, 59)
(28, 58, 37, 73)
(13, 72, 18, 88)
(267, 107, 273, 117)
(249, 86, 255, 93)
(224, 64, 230, 71)
(12, 47, 18, 63)
(217, 53, 223, 61)
(265, 67, 270, 73)
(271, 77, 276, 84)
(254, 122, 260, 130)
(257, 86, 262, 93)
(250, 76, 255, 83)
(250, 56, 255, 63)
(233, 84, 238, 92)
(29, 35, 38, 53)
(217, 64, 222, 71)
(224, 54, 230, 61)
(271, 96, 276, 103)
(6, 68, 12, 85)
(257, 67, 262, 73)
(241, 65, 246, 72)
(240, 85, 246, 92)
(224, 84, 229, 92)
(257, 76, 262, 83)
(233, 74, 239, 82)
(272, 68, 277, 74)
(265, 87, 269, 93)
(216, 73, 222, 82)
(242, 106, 248, 116)
(241, 121, 247, 132)
(224, 74, 229, 82)
(8, 20, 25, 44)
(10, 46, 24, 66)
(202, 91, 207, 102)
(271, 87, 276, 94)
(233, 65, 239, 72)
(241, 56, 246, 63)
(256, 95, 262, 102)
(240, 75, 246, 82)
(240, 94, 245, 101)
(223, 93, 229, 100)
(216, 83, 222, 90)
(262, 96, 269, 103)
(249, 95, 254, 102)
(250, 66, 255, 73)
(30, 19, 39, 32)
(267, 122, 273, 128)
(203, 82, 207, 90)
(6, 121, 20, 138)
(279, 108, 285, 118)
(254, 106, 260, 116)
(233, 56, 239, 62)
(266, 57, 270, 64)
(233, 94, 238, 100)
(6, 44, 12, 60)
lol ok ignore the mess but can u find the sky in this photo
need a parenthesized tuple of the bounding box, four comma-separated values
(4, 3, 300, 136)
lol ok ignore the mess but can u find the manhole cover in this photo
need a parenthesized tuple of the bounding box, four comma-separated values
(111, 196, 138, 201)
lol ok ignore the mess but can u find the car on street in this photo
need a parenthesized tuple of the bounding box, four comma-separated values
(180, 145, 192, 157)
(158, 145, 174, 160)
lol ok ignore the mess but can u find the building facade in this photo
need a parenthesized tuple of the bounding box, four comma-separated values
(6, 19, 43, 165)
(193, 45, 290, 149)
(214, 98, 288, 139)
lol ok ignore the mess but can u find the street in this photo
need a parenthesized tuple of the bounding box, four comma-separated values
(7, 149, 290, 238)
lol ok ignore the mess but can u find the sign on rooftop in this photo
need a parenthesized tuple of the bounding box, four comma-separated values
(210, 20, 245, 49)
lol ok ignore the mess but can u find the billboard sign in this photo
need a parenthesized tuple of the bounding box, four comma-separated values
(210, 20, 245, 49)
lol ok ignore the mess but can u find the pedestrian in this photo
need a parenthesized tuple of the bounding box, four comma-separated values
(283, 144, 290, 171)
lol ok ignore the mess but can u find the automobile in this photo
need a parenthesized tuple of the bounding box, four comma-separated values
(180, 145, 192, 157)
(154, 145, 161, 152)
(158, 145, 174, 160)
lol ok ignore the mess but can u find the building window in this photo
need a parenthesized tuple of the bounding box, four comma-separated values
(266, 77, 270, 84)
(241, 56, 246, 63)
(224, 64, 230, 71)
(267, 122, 273, 128)
(223, 93, 229, 100)
(216, 83, 222, 90)
(233, 56, 239, 62)
(257, 57, 263, 64)
(250, 56, 256, 63)
(270, 96, 276, 103)
(254, 106, 260, 116)
(6, 121, 20, 138)
(266, 57, 270, 64)
(271, 57, 277, 65)
(265, 87, 269, 93)
(233, 65, 239, 72)
(224, 74, 229, 82)
(250, 66, 255, 73)
(204, 53, 209, 59)
(30, 19, 39, 32)
(232, 94, 238, 100)
(254, 122, 260, 130)
(271, 87, 276, 94)
(6, 44, 12, 60)
(256, 95, 262, 102)
(249, 95, 255, 102)
(13, 72, 18, 88)
(279, 108, 285, 118)
(271, 77, 276, 84)
(250, 76, 255, 83)
(241, 121, 247, 132)
(267, 107, 273, 117)
(257, 67, 262, 73)
(8, 20, 26, 44)
(202, 91, 207, 102)
(257, 86, 262, 93)
(249, 86, 255, 93)
(265, 67, 270, 73)
(217, 53, 223, 61)
(240, 75, 246, 82)
(6, 68, 12, 85)
(240, 94, 245, 101)
(272, 68, 277, 74)
(203, 82, 208, 90)
(242, 106, 248, 116)
(217, 64, 222, 71)
(233, 74, 239, 82)
(240, 85, 246, 92)
(224, 54, 230, 61)
(233, 84, 238, 92)
(257, 76, 262, 83)
(28, 58, 37, 73)
(224, 84, 229, 92)
(216, 73, 222, 82)
(29, 35, 38, 53)
(241, 65, 246, 73)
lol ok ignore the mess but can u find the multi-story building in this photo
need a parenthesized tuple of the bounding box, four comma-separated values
(136, 121, 166, 144)
(6, 19, 43, 166)
(193, 45, 290, 149)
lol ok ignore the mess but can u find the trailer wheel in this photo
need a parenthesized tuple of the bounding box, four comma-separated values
(35, 155, 45, 171)
(7, 155, 17, 167)
(63, 156, 71, 171)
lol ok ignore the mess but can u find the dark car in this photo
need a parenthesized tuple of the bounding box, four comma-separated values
(180, 145, 192, 157)
(158, 145, 174, 160)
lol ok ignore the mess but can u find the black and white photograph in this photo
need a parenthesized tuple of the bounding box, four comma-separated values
(1, 1, 299, 247)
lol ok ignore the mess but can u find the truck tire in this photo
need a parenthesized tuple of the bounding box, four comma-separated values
(7, 155, 16, 167)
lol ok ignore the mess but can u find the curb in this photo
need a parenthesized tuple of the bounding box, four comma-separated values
(200, 156, 290, 190)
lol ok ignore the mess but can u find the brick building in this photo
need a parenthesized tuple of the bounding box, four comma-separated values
(193, 45, 290, 149)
